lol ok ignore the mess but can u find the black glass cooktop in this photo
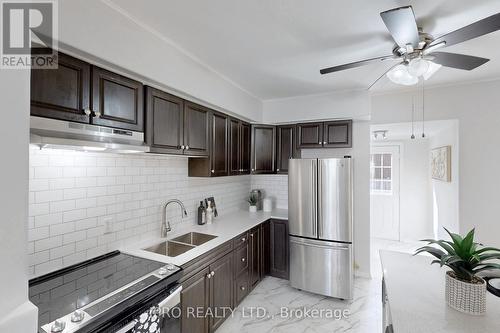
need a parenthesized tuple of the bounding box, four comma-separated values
(29, 251, 166, 328)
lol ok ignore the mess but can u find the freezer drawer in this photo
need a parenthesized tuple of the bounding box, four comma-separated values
(289, 236, 353, 299)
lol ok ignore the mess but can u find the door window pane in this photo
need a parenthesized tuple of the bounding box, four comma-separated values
(370, 152, 393, 194)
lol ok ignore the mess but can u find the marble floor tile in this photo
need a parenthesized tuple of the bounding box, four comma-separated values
(217, 238, 421, 333)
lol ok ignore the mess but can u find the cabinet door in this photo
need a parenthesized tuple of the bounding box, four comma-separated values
(251, 125, 276, 174)
(229, 118, 241, 175)
(323, 120, 352, 148)
(240, 123, 251, 174)
(31, 52, 91, 123)
(145, 87, 184, 154)
(234, 271, 249, 306)
(211, 112, 229, 176)
(249, 227, 261, 289)
(276, 125, 295, 174)
(91, 67, 144, 131)
(297, 122, 323, 148)
(181, 267, 210, 333)
(270, 219, 289, 279)
(209, 253, 234, 333)
(184, 102, 210, 156)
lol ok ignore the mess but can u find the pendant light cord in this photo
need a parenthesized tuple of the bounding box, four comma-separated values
(422, 79, 426, 138)
(411, 95, 415, 139)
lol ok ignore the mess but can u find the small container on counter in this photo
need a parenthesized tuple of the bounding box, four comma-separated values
(206, 200, 214, 224)
(197, 201, 206, 225)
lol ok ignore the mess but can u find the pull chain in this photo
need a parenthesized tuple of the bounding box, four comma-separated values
(422, 79, 426, 138)
(411, 95, 415, 139)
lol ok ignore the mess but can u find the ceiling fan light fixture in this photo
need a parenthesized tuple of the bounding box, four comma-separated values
(423, 61, 442, 80)
(408, 58, 430, 77)
(387, 64, 418, 86)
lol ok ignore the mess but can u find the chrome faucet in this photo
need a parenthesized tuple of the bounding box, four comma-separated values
(161, 199, 188, 238)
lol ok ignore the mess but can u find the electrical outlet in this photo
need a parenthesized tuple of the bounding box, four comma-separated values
(103, 217, 113, 234)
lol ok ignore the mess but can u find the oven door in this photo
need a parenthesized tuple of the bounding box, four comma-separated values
(113, 285, 182, 333)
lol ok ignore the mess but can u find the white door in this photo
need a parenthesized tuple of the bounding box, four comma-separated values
(370, 145, 400, 240)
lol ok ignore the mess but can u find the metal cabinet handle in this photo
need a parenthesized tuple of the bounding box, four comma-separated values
(211, 169, 215, 173)
(250, 233, 254, 238)
(93, 111, 101, 119)
(240, 286, 246, 291)
(181, 145, 185, 149)
(83, 108, 92, 116)
(251, 168, 255, 172)
(241, 258, 246, 262)
(210, 271, 215, 277)
(276, 168, 280, 172)
(318, 141, 322, 145)
(185, 145, 190, 150)
(323, 141, 326, 145)
(241, 237, 246, 242)
(206, 273, 211, 279)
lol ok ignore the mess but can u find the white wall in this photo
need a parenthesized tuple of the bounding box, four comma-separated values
(28, 147, 251, 277)
(429, 122, 460, 239)
(371, 79, 500, 247)
(263, 90, 370, 123)
(0, 71, 38, 332)
(57, 0, 262, 122)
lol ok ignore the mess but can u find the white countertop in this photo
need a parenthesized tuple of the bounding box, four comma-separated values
(380, 250, 500, 333)
(121, 209, 288, 266)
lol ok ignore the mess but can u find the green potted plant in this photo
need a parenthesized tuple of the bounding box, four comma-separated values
(246, 192, 258, 213)
(415, 228, 500, 315)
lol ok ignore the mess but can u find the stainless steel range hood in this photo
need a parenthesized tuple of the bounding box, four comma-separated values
(30, 116, 150, 153)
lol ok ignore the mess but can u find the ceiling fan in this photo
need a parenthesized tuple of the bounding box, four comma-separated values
(319, 6, 500, 87)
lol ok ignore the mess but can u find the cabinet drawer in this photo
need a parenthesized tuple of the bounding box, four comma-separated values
(233, 231, 248, 248)
(234, 270, 249, 306)
(234, 244, 249, 275)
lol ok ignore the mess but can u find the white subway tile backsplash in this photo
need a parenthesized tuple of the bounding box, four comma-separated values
(28, 147, 251, 277)
(251, 174, 289, 209)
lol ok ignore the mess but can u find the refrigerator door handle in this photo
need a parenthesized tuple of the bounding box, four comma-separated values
(312, 159, 318, 236)
(317, 161, 323, 238)
(290, 238, 350, 250)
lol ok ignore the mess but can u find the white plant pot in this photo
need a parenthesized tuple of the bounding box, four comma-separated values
(249, 205, 257, 213)
(445, 271, 486, 315)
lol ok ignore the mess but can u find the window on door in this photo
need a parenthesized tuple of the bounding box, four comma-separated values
(370, 153, 392, 194)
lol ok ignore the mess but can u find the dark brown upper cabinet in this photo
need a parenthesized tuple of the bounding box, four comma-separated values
(297, 122, 323, 148)
(251, 125, 276, 174)
(323, 120, 352, 148)
(184, 102, 210, 156)
(31, 52, 91, 123)
(145, 87, 184, 154)
(297, 120, 352, 149)
(276, 125, 299, 174)
(91, 67, 144, 131)
(188, 111, 228, 177)
(229, 119, 251, 175)
(211, 112, 229, 176)
(240, 123, 251, 173)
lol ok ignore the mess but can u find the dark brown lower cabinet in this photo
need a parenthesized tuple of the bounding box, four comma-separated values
(209, 253, 234, 332)
(181, 267, 210, 333)
(180, 219, 289, 332)
(270, 219, 289, 279)
(249, 227, 261, 289)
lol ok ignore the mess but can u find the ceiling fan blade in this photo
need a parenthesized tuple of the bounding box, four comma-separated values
(429, 13, 500, 49)
(380, 6, 420, 48)
(431, 52, 489, 70)
(320, 55, 398, 75)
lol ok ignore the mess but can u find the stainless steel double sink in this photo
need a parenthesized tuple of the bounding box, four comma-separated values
(143, 232, 217, 257)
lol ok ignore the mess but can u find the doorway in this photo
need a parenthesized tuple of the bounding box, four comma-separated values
(370, 145, 400, 241)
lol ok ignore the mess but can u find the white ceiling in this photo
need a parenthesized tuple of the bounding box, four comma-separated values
(105, 0, 500, 100)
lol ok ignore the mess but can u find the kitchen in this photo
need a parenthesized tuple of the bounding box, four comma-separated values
(3, 1, 500, 333)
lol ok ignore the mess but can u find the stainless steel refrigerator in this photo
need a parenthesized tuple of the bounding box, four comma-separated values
(288, 158, 353, 299)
